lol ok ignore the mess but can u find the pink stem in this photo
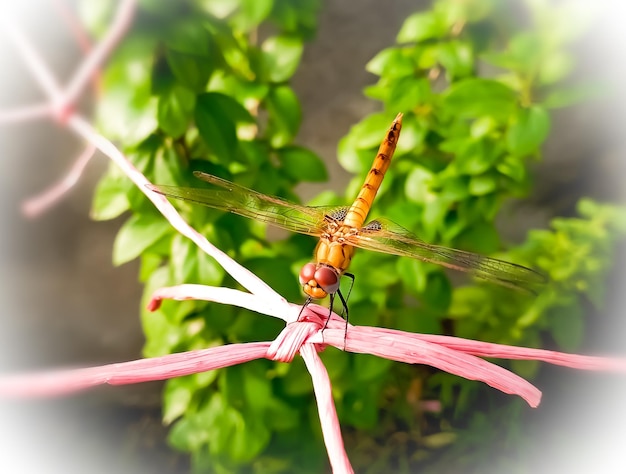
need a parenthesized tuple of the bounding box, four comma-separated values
(22, 142, 97, 217)
(50, 0, 95, 54)
(63, 0, 136, 105)
(416, 334, 626, 372)
(0, 103, 51, 124)
(0, 342, 271, 398)
(1, 18, 64, 110)
(301, 344, 354, 474)
(148, 284, 299, 322)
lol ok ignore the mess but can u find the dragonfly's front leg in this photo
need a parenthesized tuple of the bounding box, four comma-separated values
(336, 289, 350, 351)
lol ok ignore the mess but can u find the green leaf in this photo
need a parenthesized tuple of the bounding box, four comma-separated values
(245, 258, 300, 303)
(140, 266, 181, 357)
(456, 220, 500, 254)
(228, 416, 271, 462)
(276, 146, 327, 182)
(456, 139, 502, 175)
(165, 20, 213, 92)
(496, 155, 527, 182)
(354, 354, 393, 382)
(169, 392, 222, 452)
(414, 43, 439, 69)
(230, 0, 274, 31)
(438, 40, 474, 79)
(163, 377, 195, 425)
(397, 11, 447, 43)
(539, 51, 574, 84)
(397, 258, 429, 293)
(165, 48, 211, 92)
(157, 84, 195, 138)
(366, 47, 415, 78)
(197, 0, 239, 18)
(387, 77, 431, 112)
(208, 73, 269, 114)
(113, 214, 172, 265)
(166, 20, 212, 57)
(395, 307, 441, 335)
(468, 173, 497, 196)
(543, 82, 607, 109)
(264, 397, 300, 432)
(271, 0, 320, 39)
(139, 253, 161, 282)
(97, 37, 158, 145)
(235, 140, 271, 167)
(363, 83, 389, 102)
(337, 135, 368, 174)
(280, 357, 313, 396)
(449, 285, 492, 319)
(154, 144, 185, 185)
(196, 246, 227, 287)
(91, 169, 131, 221)
(439, 175, 470, 201)
(242, 363, 273, 413)
(265, 85, 301, 148)
(444, 79, 517, 121)
(506, 106, 550, 157)
(261, 35, 304, 83)
(421, 272, 452, 312)
(405, 165, 434, 204)
(548, 304, 584, 351)
(342, 387, 379, 429)
(394, 113, 427, 155)
(349, 112, 394, 150)
(482, 32, 542, 73)
(220, 365, 247, 409)
(195, 92, 254, 161)
(170, 234, 197, 283)
(510, 359, 540, 380)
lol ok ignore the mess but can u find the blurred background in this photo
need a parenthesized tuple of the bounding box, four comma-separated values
(1, 0, 625, 473)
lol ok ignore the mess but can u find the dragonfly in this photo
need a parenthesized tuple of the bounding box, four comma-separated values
(148, 113, 544, 330)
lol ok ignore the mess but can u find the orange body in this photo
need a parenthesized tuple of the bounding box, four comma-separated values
(313, 113, 403, 276)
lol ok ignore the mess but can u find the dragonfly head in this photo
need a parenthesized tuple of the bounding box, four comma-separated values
(299, 263, 340, 299)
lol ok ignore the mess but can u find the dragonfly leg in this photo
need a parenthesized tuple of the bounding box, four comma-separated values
(323, 294, 334, 331)
(342, 272, 356, 314)
(336, 289, 350, 351)
(297, 296, 313, 321)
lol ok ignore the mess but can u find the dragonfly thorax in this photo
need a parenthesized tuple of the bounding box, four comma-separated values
(299, 263, 340, 299)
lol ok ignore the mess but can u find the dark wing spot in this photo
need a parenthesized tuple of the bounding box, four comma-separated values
(362, 220, 383, 231)
(328, 207, 349, 222)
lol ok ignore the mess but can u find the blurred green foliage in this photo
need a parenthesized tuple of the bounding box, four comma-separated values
(86, 0, 625, 472)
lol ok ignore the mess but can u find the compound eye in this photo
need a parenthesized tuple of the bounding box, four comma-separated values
(299, 263, 316, 285)
(314, 267, 340, 294)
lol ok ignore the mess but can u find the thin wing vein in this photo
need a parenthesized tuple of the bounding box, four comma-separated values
(148, 173, 332, 236)
(350, 218, 545, 291)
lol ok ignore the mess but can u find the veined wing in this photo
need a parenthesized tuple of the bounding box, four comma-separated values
(349, 217, 546, 292)
(148, 171, 332, 237)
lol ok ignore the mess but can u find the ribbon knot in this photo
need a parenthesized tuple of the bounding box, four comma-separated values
(267, 306, 335, 362)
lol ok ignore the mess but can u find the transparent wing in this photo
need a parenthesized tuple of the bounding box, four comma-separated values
(349, 217, 546, 292)
(148, 171, 340, 237)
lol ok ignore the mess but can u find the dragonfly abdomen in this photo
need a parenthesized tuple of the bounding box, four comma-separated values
(343, 113, 403, 229)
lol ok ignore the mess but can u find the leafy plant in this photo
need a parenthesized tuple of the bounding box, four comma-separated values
(334, 0, 625, 471)
(88, 1, 332, 471)
(85, 0, 625, 472)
